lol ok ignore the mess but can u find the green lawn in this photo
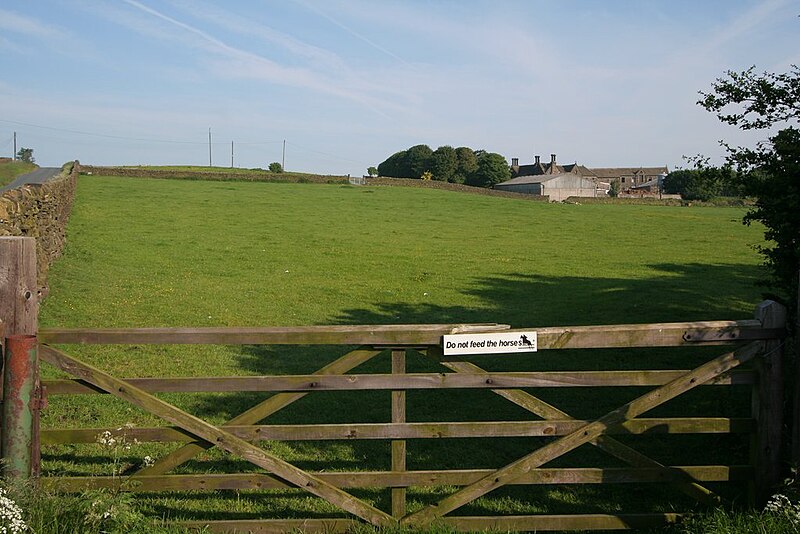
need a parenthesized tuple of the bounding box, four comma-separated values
(0, 160, 36, 186)
(37, 175, 767, 527)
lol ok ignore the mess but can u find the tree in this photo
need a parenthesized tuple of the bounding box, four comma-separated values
(367, 166, 378, 177)
(429, 145, 457, 182)
(663, 159, 740, 201)
(699, 65, 800, 308)
(608, 180, 620, 198)
(466, 152, 510, 188)
(269, 162, 283, 173)
(453, 147, 478, 184)
(17, 148, 34, 164)
(405, 144, 433, 178)
(377, 150, 411, 178)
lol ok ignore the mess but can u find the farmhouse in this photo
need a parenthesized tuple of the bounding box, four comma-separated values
(504, 153, 669, 199)
(592, 166, 669, 188)
(494, 172, 601, 201)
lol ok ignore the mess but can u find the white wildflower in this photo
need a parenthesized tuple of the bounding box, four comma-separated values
(0, 488, 28, 533)
(143, 456, 155, 467)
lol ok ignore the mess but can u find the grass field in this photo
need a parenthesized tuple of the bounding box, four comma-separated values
(36, 175, 769, 530)
(0, 160, 36, 186)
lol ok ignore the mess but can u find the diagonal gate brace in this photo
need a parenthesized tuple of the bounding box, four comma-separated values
(40, 345, 395, 528)
(404, 341, 763, 525)
(440, 358, 723, 506)
(133, 347, 382, 478)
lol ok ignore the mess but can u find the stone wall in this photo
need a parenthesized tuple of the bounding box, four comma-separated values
(0, 161, 79, 288)
(367, 177, 549, 201)
(80, 165, 350, 184)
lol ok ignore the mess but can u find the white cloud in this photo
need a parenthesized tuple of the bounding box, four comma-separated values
(0, 9, 67, 40)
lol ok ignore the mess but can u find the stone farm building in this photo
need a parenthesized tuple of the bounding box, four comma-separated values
(498, 153, 669, 200)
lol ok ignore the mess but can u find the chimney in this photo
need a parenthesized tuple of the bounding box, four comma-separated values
(550, 154, 557, 173)
(535, 155, 540, 165)
(511, 157, 519, 167)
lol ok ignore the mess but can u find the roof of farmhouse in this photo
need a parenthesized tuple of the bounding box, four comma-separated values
(496, 173, 574, 186)
(592, 166, 669, 179)
(510, 154, 668, 179)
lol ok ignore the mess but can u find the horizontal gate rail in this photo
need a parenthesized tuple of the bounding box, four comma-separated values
(42, 417, 755, 444)
(37, 319, 780, 347)
(40, 465, 754, 492)
(42, 369, 756, 394)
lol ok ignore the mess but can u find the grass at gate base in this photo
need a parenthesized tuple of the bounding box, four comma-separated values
(35, 174, 770, 531)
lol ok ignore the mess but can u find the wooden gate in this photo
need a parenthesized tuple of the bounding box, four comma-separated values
(0, 301, 787, 532)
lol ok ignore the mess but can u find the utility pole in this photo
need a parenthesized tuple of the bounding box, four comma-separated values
(231, 141, 234, 168)
(282, 139, 286, 170)
(208, 128, 212, 167)
(13, 131, 16, 161)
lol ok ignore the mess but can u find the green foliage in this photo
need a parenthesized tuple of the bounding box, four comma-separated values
(406, 144, 433, 177)
(699, 65, 800, 130)
(608, 180, 620, 198)
(731, 127, 800, 306)
(454, 146, 478, 184)
(367, 166, 378, 177)
(268, 162, 283, 173)
(663, 161, 739, 202)
(429, 145, 457, 182)
(377, 150, 412, 178)
(466, 151, 510, 187)
(699, 65, 800, 307)
(16, 147, 34, 164)
(376, 145, 508, 187)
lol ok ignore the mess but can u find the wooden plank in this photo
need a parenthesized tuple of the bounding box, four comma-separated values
(39, 465, 753, 492)
(173, 514, 684, 533)
(0, 237, 38, 336)
(391, 349, 406, 518)
(440, 514, 683, 531)
(42, 417, 755, 445)
(441, 359, 724, 506)
(174, 518, 356, 533)
(38, 345, 395, 527)
(37, 320, 781, 348)
(753, 300, 787, 506)
(132, 347, 381, 478)
(38, 324, 509, 346)
(526, 320, 779, 349)
(42, 369, 756, 395)
(171, 513, 683, 534)
(403, 341, 763, 526)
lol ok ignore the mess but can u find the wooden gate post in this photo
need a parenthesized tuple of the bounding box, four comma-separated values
(391, 349, 407, 518)
(0, 237, 40, 481)
(0, 237, 39, 337)
(752, 300, 788, 506)
(2, 335, 38, 479)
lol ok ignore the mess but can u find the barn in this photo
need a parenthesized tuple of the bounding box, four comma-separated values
(494, 172, 601, 202)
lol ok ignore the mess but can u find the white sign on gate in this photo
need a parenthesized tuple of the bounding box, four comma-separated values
(442, 331, 538, 356)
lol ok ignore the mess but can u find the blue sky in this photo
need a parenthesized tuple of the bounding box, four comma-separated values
(1, 1, 798, 175)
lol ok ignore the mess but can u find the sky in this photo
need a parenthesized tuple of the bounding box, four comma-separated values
(0, 0, 798, 176)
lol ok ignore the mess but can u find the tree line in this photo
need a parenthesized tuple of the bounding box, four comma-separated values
(374, 145, 511, 188)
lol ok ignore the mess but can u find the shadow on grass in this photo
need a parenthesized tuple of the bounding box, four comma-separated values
(335, 262, 764, 328)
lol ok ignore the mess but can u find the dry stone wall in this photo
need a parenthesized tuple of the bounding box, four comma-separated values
(367, 177, 549, 201)
(80, 165, 350, 184)
(0, 161, 79, 287)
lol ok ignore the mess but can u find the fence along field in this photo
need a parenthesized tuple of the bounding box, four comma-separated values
(0, 175, 785, 531)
